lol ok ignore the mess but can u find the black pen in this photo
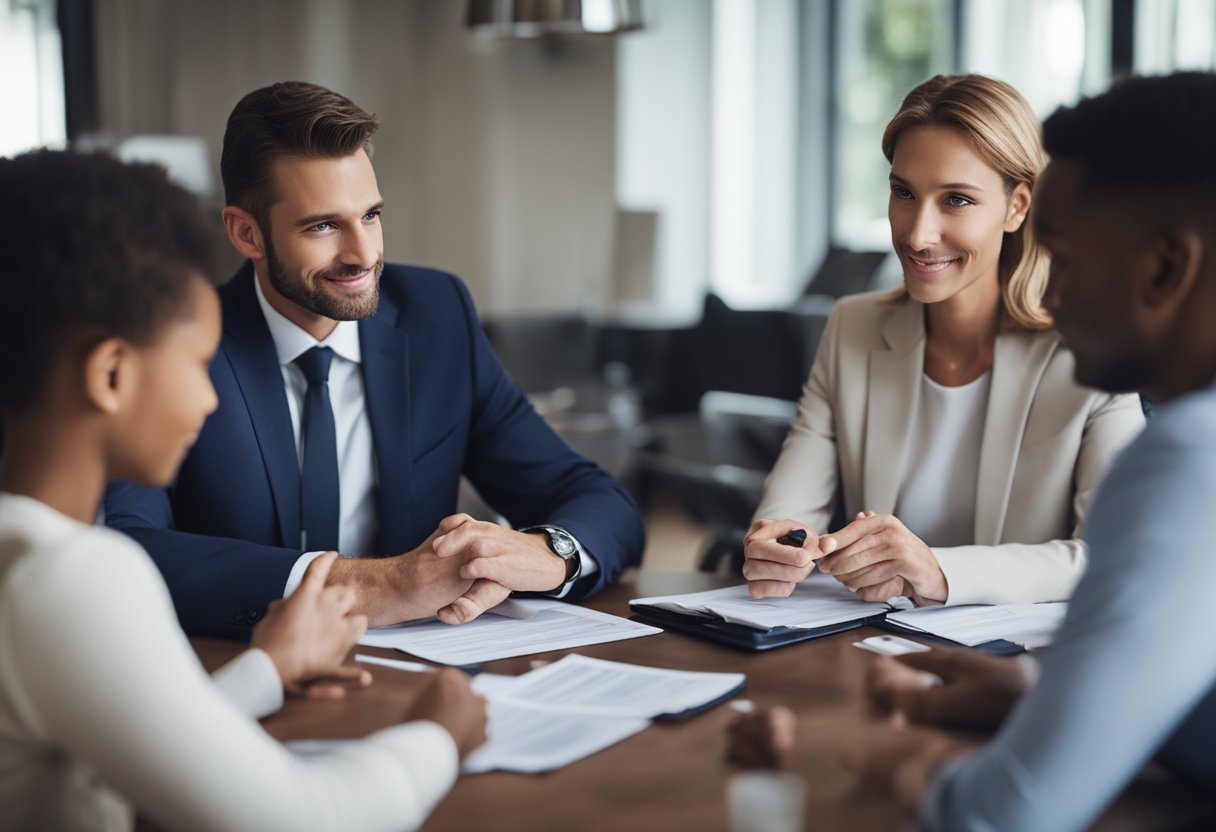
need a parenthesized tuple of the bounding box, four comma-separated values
(776, 528, 807, 547)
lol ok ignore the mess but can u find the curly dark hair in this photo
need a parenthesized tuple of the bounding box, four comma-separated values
(1042, 71, 1216, 198)
(220, 81, 379, 232)
(0, 149, 223, 416)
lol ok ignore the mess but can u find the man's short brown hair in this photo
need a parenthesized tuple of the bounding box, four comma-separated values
(220, 81, 378, 230)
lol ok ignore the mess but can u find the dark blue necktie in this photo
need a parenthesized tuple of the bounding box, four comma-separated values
(294, 347, 340, 552)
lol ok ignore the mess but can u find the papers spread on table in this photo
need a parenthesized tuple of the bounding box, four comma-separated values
(287, 656, 745, 775)
(357, 599, 660, 665)
(289, 712, 647, 778)
(629, 573, 892, 631)
(883, 602, 1067, 649)
(461, 655, 746, 774)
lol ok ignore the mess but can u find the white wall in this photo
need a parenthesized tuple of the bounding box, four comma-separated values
(413, 2, 617, 317)
(1, 0, 66, 156)
(615, 0, 712, 324)
(89, 0, 830, 322)
(92, 0, 616, 318)
(796, 0, 832, 293)
(617, 0, 830, 319)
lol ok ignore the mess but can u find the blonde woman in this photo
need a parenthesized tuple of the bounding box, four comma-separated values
(744, 74, 1144, 607)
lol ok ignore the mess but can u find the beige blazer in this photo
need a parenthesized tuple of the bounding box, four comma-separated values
(755, 290, 1146, 605)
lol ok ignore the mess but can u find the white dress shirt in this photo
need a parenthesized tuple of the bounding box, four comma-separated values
(254, 278, 594, 599)
(254, 280, 381, 596)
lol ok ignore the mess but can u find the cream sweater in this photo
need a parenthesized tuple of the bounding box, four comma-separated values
(0, 493, 456, 832)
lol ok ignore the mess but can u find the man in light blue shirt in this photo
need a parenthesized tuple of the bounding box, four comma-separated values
(845, 71, 1216, 829)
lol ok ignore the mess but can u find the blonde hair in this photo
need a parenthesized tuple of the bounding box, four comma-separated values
(882, 74, 1051, 331)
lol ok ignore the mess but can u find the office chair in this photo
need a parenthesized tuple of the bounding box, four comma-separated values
(690, 392, 797, 573)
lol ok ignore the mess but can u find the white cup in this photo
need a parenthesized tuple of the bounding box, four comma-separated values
(727, 771, 807, 832)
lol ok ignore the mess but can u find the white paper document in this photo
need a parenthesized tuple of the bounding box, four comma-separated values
(884, 602, 1068, 648)
(357, 599, 660, 665)
(290, 657, 744, 775)
(461, 655, 746, 774)
(286, 705, 649, 777)
(630, 573, 891, 631)
(461, 700, 650, 774)
(477, 654, 746, 719)
(353, 653, 432, 673)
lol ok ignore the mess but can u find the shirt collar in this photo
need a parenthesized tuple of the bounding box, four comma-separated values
(253, 272, 362, 366)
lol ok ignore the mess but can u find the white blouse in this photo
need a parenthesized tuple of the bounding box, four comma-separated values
(894, 371, 991, 547)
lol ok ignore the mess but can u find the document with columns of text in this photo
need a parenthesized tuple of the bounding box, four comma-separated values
(357, 599, 661, 665)
(462, 655, 746, 773)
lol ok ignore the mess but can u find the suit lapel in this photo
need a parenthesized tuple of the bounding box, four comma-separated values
(973, 330, 1059, 545)
(864, 300, 925, 514)
(359, 309, 413, 551)
(221, 264, 302, 548)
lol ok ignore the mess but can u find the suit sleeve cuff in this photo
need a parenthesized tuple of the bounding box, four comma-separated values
(932, 547, 984, 606)
(283, 550, 327, 598)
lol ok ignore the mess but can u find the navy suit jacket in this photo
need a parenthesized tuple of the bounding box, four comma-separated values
(104, 263, 644, 637)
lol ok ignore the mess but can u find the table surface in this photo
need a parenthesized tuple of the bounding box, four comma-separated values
(193, 571, 1216, 832)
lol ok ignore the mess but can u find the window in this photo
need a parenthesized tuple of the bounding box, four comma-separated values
(829, 0, 1110, 249)
(710, 0, 801, 307)
(1, 0, 66, 157)
(831, 0, 954, 249)
(961, 0, 1106, 115)
(1135, 0, 1216, 72)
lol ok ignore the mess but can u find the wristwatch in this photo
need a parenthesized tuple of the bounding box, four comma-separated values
(531, 525, 581, 585)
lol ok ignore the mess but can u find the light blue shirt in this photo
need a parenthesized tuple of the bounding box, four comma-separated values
(924, 380, 1216, 831)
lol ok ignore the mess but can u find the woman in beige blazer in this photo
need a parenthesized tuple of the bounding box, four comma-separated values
(745, 75, 1145, 607)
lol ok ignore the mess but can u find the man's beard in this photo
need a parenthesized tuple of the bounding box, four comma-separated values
(265, 235, 383, 321)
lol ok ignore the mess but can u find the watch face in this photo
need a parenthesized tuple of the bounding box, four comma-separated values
(550, 530, 577, 556)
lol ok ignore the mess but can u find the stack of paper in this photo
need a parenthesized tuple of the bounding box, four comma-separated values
(477, 654, 746, 719)
(462, 655, 746, 774)
(357, 599, 660, 665)
(288, 656, 744, 775)
(883, 602, 1067, 649)
(461, 701, 649, 775)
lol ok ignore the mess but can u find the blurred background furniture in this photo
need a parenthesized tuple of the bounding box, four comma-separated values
(480, 247, 891, 570)
(670, 391, 797, 574)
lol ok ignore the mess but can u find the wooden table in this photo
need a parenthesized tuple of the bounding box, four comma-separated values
(193, 572, 1216, 832)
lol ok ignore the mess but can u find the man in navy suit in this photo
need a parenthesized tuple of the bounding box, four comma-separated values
(104, 81, 644, 638)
